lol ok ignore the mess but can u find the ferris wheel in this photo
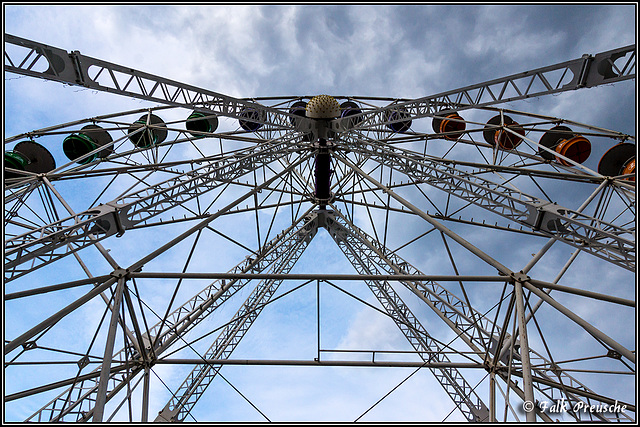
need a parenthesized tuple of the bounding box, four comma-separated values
(3, 33, 636, 422)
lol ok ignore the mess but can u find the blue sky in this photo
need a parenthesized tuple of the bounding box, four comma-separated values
(3, 4, 637, 423)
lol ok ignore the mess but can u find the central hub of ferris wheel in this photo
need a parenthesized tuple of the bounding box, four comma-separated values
(304, 95, 342, 209)
(305, 94, 342, 119)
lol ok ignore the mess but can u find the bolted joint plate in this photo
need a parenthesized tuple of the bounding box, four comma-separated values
(90, 203, 132, 237)
(524, 200, 568, 234)
(155, 406, 180, 422)
(110, 268, 130, 279)
(510, 271, 531, 283)
(584, 45, 636, 87)
(296, 213, 320, 244)
(313, 209, 334, 229)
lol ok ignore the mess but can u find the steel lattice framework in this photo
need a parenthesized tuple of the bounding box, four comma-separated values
(3, 34, 636, 422)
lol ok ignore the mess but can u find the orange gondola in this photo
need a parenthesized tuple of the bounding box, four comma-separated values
(538, 125, 591, 166)
(432, 111, 466, 140)
(598, 143, 636, 181)
(483, 115, 525, 150)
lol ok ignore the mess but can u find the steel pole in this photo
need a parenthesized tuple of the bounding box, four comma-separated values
(489, 372, 497, 422)
(141, 366, 150, 422)
(92, 276, 127, 422)
(153, 359, 483, 368)
(4, 276, 117, 354)
(514, 281, 536, 422)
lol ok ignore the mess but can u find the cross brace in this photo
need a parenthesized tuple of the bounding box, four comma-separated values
(23, 207, 318, 422)
(338, 140, 635, 271)
(155, 211, 319, 422)
(320, 209, 490, 421)
(4, 135, 304, 281)
(321, 209, 631, 422)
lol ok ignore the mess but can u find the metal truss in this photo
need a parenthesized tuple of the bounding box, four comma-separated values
(4, 133, 306, 281)
(330, 45, 635, 132)
(320, 208, 633, 422)
(149, 206, 632, 422)
(337, 136, 635, 271)
(320, 209, 490, 422)
(20, 208, 318, 422)
(4, 34, 312, 133)
(4, 34, 634, 138)
(155, 211, 319, 422)
(4, 34, 635, 423)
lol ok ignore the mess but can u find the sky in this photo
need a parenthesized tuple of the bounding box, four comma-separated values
(3, 4, 637, 423)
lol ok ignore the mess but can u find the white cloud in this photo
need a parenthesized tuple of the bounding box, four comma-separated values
(336, 303, 414, 353)
(464, 9, 566, 65)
